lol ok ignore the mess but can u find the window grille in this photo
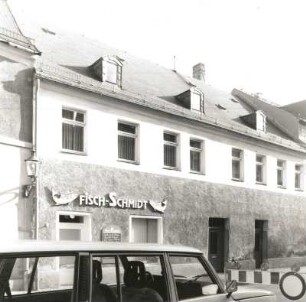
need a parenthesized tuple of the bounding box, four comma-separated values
(190, 139, 202, 173)
(118, 122, 137, 162)
(232, 148, 243, 180)
(164, 132, 178, 168)
(62, 108, 85, 152)
(277, 160, 286, 187)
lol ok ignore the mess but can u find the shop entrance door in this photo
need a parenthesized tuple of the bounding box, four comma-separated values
(130, 216, 162, 243)
(255, 220, 268, 268)
(208, 218, 228, 273)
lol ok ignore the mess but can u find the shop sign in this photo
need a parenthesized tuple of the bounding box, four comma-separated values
(80, 192, 148, 209)
(101, 225, 122, 242)
(79, 192, 167, 213)
(52, 189, 167, 213)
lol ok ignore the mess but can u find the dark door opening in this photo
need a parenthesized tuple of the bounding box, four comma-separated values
(208, 218, 229, 272)
(255, 220, 268, 269)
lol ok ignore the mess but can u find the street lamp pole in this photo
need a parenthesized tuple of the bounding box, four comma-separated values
(23, 153, 41, 239)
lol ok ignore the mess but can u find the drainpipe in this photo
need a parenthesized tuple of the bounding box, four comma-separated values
(32, 71, 40, 240)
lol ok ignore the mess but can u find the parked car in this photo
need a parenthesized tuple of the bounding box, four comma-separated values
(0, 241, 275, 302)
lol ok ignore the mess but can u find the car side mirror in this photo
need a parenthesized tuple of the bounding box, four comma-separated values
(226, 280, 238, 297)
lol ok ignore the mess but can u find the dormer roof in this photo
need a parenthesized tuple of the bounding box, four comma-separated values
(0, 0, 40, 54)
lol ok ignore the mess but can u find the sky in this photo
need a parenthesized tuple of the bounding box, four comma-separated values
(8, 0, 306, 106)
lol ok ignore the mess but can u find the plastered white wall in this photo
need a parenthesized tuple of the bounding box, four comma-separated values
(0, 144, 31, 240)
(37, 82, 306, 196)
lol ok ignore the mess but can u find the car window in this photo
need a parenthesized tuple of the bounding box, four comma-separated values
(90, 254, 169, 302)
(91, 256, 119, 302)
(0, 255, 75, 301)
(169, 255, 220, 300)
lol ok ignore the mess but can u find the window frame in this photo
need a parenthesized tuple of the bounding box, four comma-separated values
(167, 253, 226, 301)
(256, 111, 266, 132)
(102, 57, 123, 87)
(163, 131, 179, 170)
(89, 252, 172, 302)
(0, 253, 78, 298)
(61, 107, 87, 155)
(277, 159, 286, 188)
(256, 154, 266, 185)
(117, 120, 139, 164)
(190, 138, 204, 174)
(231, 148, 244, 181)
(295, 164, 304, 191)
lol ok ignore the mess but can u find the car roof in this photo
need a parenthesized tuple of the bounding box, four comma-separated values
(0, 240, 202, 255)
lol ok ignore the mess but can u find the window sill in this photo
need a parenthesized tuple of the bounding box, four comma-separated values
(295, 188, 304, 192)
(277, 185, 287, 189)
(232, 178, 244, 182)
(61, 149, 87, 156)
(190, 171, 204, 176)
(117, 159, 139, 165)
(256, 182, 267, 186)
(163, 166, 180, 171)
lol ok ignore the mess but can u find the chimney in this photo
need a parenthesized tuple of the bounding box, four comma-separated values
(193, 63, 205, 82)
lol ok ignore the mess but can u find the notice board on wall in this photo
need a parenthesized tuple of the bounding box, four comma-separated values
(101, 225, 122, 242)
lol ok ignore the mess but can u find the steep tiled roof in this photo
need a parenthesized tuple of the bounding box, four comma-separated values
(13, 18, 306, 153)
(0, 0, 39, 54)
(282, 100, 306, 120)
(232, 89, 301, 143)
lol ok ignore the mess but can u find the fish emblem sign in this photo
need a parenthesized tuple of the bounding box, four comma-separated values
(148, 199, 167, 213)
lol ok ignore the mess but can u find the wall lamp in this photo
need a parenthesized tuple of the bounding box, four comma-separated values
(23, 154, 41, 198)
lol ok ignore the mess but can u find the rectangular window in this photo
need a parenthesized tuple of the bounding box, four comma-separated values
(232, 148, 243, 181)
(190, 139, 203, 173)
(119, 255, 169, 301)
(0, 255, 75, 298)
(277, 160, 286, 187)
(62, 108, 85, 153)
(118, 122, 138, 163)
(256, 154, 266, 184)
(295, 164, 303, 190)
(91, 254, 170, 302)
(169, 255, 221, 300)
(164, 132, 178, 169)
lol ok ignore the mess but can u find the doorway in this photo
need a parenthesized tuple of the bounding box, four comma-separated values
(208, 218, 229, 272)
(130, 216, 163, 243)
(254, 220, 268, 269)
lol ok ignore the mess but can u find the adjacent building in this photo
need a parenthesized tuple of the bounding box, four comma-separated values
(1, 0, 306, 272)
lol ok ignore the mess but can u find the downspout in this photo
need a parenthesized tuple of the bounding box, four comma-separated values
(32, 71, 40, 240)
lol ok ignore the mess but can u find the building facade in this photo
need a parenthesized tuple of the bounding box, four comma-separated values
(1, 0, 306, 272)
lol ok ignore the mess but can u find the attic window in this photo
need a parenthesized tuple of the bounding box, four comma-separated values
(91, 56, 123, 87)
(216, 104, 226, 110)
(191, 92, 203, 112)
(256, 111, 266, 132)
(230, 98, 239, 103)
(240, 110, 266, 132)
(176, 88, 204, 113)
(105, 61, 118, 84)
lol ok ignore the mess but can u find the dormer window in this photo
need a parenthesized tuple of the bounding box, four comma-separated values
(105, 60, 118, 84)
(176, 88, 204, 113)
(256, 111, 266, 132)
(90, 56, 123, 87)
(240, 110, 266, 132)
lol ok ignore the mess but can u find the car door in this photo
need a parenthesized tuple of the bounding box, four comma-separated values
(167, 253, 234, 302)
